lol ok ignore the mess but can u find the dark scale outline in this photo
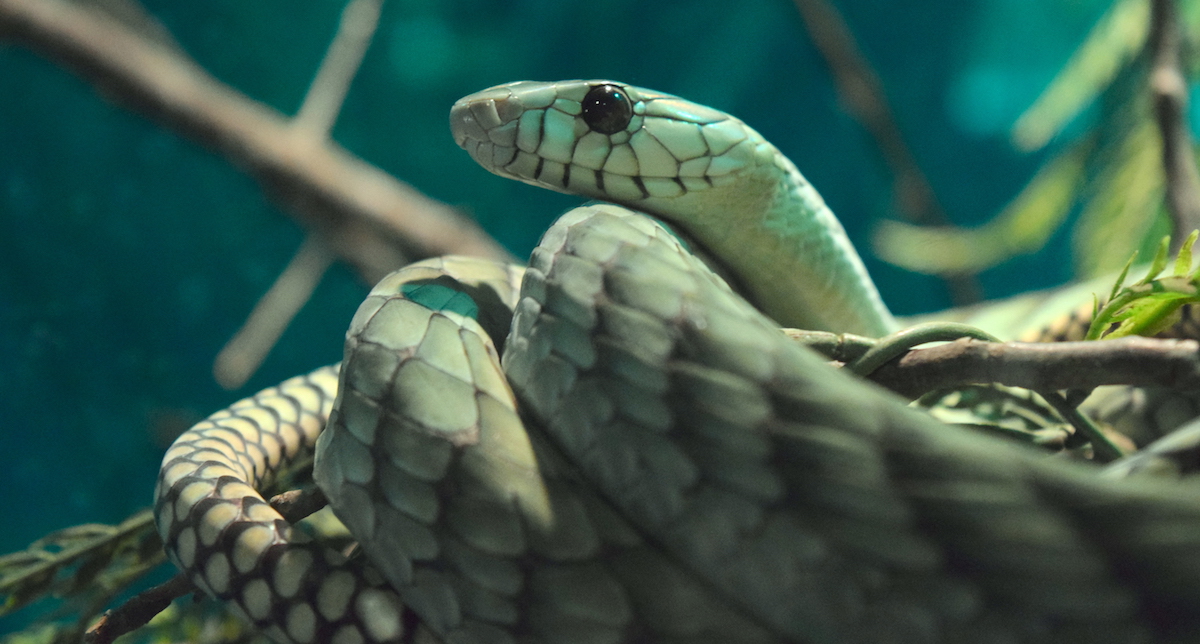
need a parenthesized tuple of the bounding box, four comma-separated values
(630, 176, 650, 200)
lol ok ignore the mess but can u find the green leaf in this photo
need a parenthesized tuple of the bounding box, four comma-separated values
(1011, 0, 1150, 151)
(1139, 235, 1172, 285)
(873, 144, 1085, 275)
(1108, 250, 1137, 302)
(1174, 229, 1199, 276)
(1106, 293, 1190, 338)
(1071, 122, 1168, 279)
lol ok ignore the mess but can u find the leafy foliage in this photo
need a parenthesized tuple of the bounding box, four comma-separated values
(876, 0, 1200, 281)
(0, 510, 164, 643)
(1086, 230, 1200, 339)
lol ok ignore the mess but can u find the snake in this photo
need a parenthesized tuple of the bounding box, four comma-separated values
(153, 80, 1200, 644)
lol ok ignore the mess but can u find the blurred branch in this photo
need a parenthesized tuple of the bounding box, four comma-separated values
(213, 235, 335, 388)
(293, 0, 380, 137)
(214, 0, 382, 389)
(0, 0, 514, 287)
(792, 0, 981, 304)
(1148, 0, 1200, 246)
(1011, 0, 1150, 152)
(0, 0, 517, 387)
(868, 335, 1200, 398)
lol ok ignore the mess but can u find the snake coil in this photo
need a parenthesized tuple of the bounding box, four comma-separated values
(155, 81, 1200, 644)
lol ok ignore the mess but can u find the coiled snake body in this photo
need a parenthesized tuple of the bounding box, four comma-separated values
(155, 81, 1200, 644)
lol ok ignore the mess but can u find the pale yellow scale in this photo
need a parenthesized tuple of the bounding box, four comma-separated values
(153, 366, 409, 643)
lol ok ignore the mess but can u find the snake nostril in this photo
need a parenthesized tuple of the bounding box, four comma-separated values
(449, 102, 486, 147)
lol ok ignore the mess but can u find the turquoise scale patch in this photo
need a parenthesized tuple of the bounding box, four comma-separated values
(402, 281, 480, 320)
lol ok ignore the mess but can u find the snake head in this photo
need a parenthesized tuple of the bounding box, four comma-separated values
(450, 79, 778, 206)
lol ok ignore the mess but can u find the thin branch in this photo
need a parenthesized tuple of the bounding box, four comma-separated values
(216, 0, 379, 388)
(791, 0, 981, 304)
(268, 487, 330, 522)
(293, 0, 381, 137)
(0, 0, 514, 287)
(213, 234, 336, 389)
(867, 335, 1200, 398)
(214, 0, 384, 390)
(83, 573, 193, 644)
(1149, 0, 1200, 245)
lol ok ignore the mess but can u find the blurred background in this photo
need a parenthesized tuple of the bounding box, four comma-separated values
(0, 0, 1179, 615)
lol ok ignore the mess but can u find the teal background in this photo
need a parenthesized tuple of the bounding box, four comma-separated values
(0, 0, 1112, 598)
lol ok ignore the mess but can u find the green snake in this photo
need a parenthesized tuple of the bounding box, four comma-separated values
(154, 80, 1200, 644)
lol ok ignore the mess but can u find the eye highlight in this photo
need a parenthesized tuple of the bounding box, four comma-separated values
(581, 84, 634, 135)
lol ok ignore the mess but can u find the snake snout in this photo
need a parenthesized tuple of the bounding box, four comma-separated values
(448, 99, 482, 148)
(450, 93, 526, 173)
(450, 90, 524, 141)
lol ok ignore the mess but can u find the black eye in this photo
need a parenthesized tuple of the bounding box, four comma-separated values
(581, 84, 633, 135)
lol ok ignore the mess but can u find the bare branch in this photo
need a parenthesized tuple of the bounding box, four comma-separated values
(791, 0, 981, 304)
(215, 0, 381, 389)
(213, 234, 336, 389)
(269, 487, 330, 523)
(294, 0, 382, 137)
(84, 573, 193, 644)
(0, 0, 514, 286)
(1149, 0, 1200, 245)
(867, 336, 1200, 398)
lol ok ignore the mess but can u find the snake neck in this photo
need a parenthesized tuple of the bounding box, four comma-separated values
(449, 80, 896, 336)
(643, 155, 897, 337)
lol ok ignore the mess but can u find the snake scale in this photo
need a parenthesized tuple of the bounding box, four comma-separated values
(155, 81, 1200, 644)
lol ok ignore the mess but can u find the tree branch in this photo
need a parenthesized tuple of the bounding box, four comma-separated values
(792, 0, 981, 304)
(1149, 0, 1200, 245)
(867, 335, 1200, 398)
(83, 573, 193, 644)
(213, 235, 336, 388)
(293, 0, 380, 137)
(0, 0, 513, 286)
(212, 0, 383, 389)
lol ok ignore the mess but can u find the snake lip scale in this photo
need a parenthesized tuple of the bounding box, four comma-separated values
(153, 80, 1200, 644)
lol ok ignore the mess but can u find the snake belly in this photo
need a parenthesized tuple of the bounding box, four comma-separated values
(154, 80, 1200, 644)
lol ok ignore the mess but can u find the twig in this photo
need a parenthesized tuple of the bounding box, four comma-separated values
(1149, 0, 1200, 246)
(0, 0, 514, 286)
(268, 487, 329, 523)
(293, 0, 381, 137)
(1036, 388, 1126, 462)
(214, 0, 386, 389)
(83, 573, 193, 644)
(213, 234, 336, 389)
(791, 0, 981, 304)
(867, 335, 1200, 398)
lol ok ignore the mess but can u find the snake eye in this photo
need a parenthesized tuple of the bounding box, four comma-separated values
(581, 84, 633, 135)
